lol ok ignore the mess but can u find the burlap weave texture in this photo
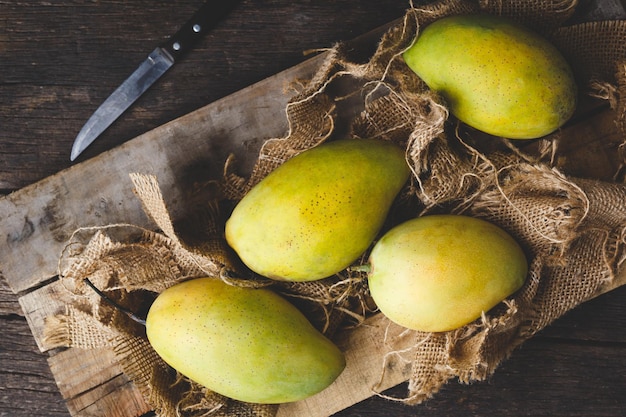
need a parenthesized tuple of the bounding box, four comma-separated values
(44, 0, 626, 415)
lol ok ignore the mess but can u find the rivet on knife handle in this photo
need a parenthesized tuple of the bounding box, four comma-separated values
(161, 0, 239, 62)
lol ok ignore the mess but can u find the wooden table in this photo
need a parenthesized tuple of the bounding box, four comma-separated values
(2, 1, 626, 416)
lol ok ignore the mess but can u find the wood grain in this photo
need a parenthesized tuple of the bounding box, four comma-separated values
(1, 53, 327, 294)
(10, 90, 626, 417)
(0, 0, 411, 192)
(0, 318, 71, 417)
(2, 1, 626, 417)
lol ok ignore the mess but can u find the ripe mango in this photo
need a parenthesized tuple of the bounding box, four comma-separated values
(145, 277, 345, 404)
(367, 215, 527, 332)
(225, 139, 410, 281)
(402, 14, 577, 139)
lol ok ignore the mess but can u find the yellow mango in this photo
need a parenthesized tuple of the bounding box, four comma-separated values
(225, 139, 410, 281)
(367, 215, 527, 332)
(146, 277, 345, 404)
(403, 14, 577, 139)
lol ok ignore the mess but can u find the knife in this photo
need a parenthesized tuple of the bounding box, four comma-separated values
(70, 0, 239, 161)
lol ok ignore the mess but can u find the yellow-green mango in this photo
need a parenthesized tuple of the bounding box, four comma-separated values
(367, 215, 527, 332)
(403, 14, 577, 139)
(225, 139, 410, 281)
(146, 277, 345, 404)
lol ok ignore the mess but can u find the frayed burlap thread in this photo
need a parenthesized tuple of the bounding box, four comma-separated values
(231, 0, 626, 405)
(44, 175, 280, 417)
(221, 92, 337, 201)
(44, 0, 626, 415)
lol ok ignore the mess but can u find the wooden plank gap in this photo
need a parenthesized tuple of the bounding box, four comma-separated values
(64, 373, 150, 417)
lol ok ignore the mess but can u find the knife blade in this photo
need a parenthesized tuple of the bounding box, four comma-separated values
(71, 0, 238, 161)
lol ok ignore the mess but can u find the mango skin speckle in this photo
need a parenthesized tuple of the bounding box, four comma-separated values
(403, 14, 578, 139)
(145, 277, 346, 404)
(225, 139, 410, 281)
(367, 215, 528, 332)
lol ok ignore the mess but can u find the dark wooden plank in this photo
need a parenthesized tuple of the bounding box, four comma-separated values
(0, 317, 71, 417)
(2, 1, 626, 416)
(6, 27, 626, 417)
(541, 284, 626, 344)
(336, 285, 626, 416)
(0, 276, 22, 317)
(340, 340, 626, 416)
(4, 285, 626, 417)
(0, 52, 323, 294)
(0, 0, 411, 193)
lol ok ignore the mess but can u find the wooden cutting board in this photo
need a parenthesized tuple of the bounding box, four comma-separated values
(3, 4, 626, 417)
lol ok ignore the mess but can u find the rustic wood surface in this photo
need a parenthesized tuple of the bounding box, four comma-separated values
(2, 1, 626, 416)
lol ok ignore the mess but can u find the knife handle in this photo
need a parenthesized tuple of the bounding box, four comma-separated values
(160, 0, 239, 62)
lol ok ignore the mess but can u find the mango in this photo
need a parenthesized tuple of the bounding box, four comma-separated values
(225, 139, 410, 281)
(402, 14, 577, 139)
(367, 215, 527, 332)
(145, 277, 345, 404)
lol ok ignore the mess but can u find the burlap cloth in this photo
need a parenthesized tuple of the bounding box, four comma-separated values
(44, 1, 626, 416)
